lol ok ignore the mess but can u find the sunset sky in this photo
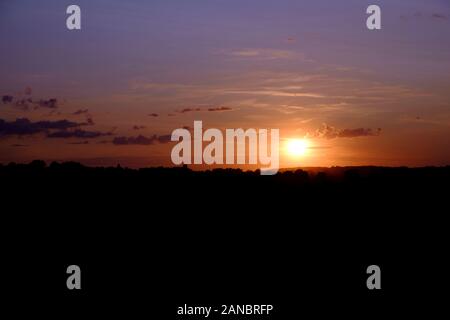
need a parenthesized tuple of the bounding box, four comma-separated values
(1, 0, 450, 168)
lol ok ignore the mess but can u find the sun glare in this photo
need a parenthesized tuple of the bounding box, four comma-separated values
(286, 139, 309, 157)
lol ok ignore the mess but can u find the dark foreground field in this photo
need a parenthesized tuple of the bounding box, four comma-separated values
(1, 161, 449, 317)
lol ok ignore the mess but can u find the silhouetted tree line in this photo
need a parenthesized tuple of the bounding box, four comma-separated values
(1, 160, 448, 196)
(2, 159, 447, 283)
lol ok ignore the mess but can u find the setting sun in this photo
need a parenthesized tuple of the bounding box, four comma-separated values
(286, 139, 310, 157)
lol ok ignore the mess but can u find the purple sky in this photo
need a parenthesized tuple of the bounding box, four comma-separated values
(1, 0, 450, 167)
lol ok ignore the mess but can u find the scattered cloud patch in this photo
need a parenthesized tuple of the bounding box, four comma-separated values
(175, 106, 234, 114)
(112, 134, 173, 146)
(72, 109, 95, 126)
(207, 106, 233, 112)
(0, 118, 79, 136)
(178, 107, 201, 113)
(432, 13, 448, 20)
(2, 95, 13, 104)
(14, 98, 34, 110)
(10, 144, 28, 147)
(156, 134, 171, 144)
(1, 94, 59, 110)
(35, 98, 58, 109)
(113, 135, 155, 145)
(0, 118, 109, 139)
(73, 109, 89, 115)
(84, 117, 95, 126)
(47, 129, 111, 139)
(309, 123, 381, 139)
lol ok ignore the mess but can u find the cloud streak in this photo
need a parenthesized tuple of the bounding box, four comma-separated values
(112, 134, 172, 145)
(178, 107, 201, 113)
(309, 123, 381, 139)
(72, 109, 89, 115)
(47, 129, 111, 139)
(228, 48, 297, 60)
(207, 106, 233, 112)
(432, 13, 448, 20)
(175, 106, 234, 114)
(0, 118, 79, 136)
(0, 118, 111, 139)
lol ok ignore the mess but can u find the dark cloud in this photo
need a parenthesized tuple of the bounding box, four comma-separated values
(113, 135, 156, 145)
(0, 118, 109, 140)
(207, 106, 233, 112)
(148, 113, 159, 117)
(72, 108, 95, 126)
(10, 144, 28, 147)
(24, 87, 32, 95)
(311, 124, 381, 139)
(432, 13, 448, 20)
(14, 98, 33, 110)
(2, 94, 59, 110)
(178, 107, 201, 113)
(157, 134, 172, 144)
(113, 134, 173, 145)
(73, 109, 89, 115)
(338, 128, 381, 138)
(2, 95, 13, 104)
(68, 141, 89, 145)
(175, 106, 233, 113)
(47, 129, 111, 139)
(0, 118, 79, 136)
(85, 117, 95, 126)
(35, 98, 58, 109)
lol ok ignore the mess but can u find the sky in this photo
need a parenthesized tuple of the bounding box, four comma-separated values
(1, 0, 450, 168)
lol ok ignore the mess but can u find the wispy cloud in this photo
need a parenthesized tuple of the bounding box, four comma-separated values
(432, 13, 448, 20)
(229, 48, 297, 60)
(308, 123, 381, 139)
(178, 107, 201, 114)
(222, 89, 325, 98)
(207, 106, 233, 112)
(72, 109, 89, 115)
(47, 129, 111, 139)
